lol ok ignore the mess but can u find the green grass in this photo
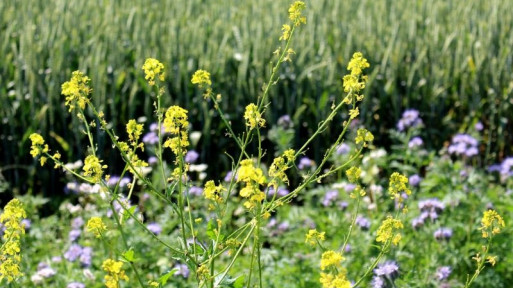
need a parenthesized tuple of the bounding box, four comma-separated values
(1, 0, 512, 195)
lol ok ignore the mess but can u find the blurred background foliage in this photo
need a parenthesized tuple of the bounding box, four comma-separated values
(0, 0, 512, 199)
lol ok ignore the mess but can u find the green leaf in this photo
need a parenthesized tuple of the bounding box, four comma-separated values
(159, 268, 179, 285)
(122, 249, 135, 262)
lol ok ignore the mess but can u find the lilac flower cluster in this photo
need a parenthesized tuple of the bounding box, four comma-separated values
(436, 266, 452, 281)
(336, 143, 351, 155)
(298, 157, 315, 170)
(185, 150, 199, 163)
(267, 187, 290, 198)
(412, 198, 445, 228)
(147, 222, 162, 235)
(174, 263, 190, 278)
(106, 175, 131, 188)
(142, 122, 165, 145)
(434, 227, 453, 241)
(356, 215, 371, 230)
(498, 157, 513, 179)
(408, 137, 423, 149)
(64, 244, 93, 267)
(322, 190, 339, 207)
(67, 283, 86, 288)
(31, 262, 57, 284)
(188, 185, 204, 196)
(371, 261, 399, 288)
(277, 115, 293, 129)
(397, 109, 423, 131)
(447, 134, 479, 157)
(266, 218, 290, 236)
(409, 174, 422, 187)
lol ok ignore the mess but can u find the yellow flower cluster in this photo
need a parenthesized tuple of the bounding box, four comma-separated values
(126, 119, 143, 145)
(280, 24, 292, 41)
(204, 180, 225, 203)
(237, 159, 267, 209)
(320, 250, 344, 270)
(376, 216, 404, 246)
(163, 106, 190, 156)
(102, 259, 129, 288)
(142, 58, 165, 86)
(480, 210, 505, 238)
(83, 155, 107, 183)
(342, 52, 369, 105)
(0, 199, 26, 283)
(268, 149, 295, 190)
(355, 128, 374, 146)
(29, 133, 49, 166)
(61, 71, 92, 112)
(191, 69, 212, 88)
(388, 172, 411, 199)
(345, 166, 361, 183)
(244, 103, 265, 130)
(319, 272, 351, 288)
(305, 229, 325, 246)
(86, 216, 107, 238)
(288, 1, 307, 26)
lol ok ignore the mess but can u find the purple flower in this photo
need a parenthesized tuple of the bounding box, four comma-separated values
(21, 219, 31, 230)
(278, 221, 290, 232)
(142, 132, 159, 145)
(408, 137, 423, 149)
(185, 150, 199, 163)
(344, 244, 351, 253)
(80, 247, 93, 267)
(71, 217, 84, 229)
(336, 143, 351, 155)
(419, 198, 445, 213)
(397, 109, 423, 131)
(37, 267, 56, 278)
(374, 261, 399, 279)
(224, 171, 234, 182)
(371, 275, 385, 288)
(64, 244, 83, 262)
(409, 174, 422, 187)
(188, 186, 203, 196)
(277, 115, 293, 129)
(411, 217, 424, 229)
(67, 282, 86, 288)
(298, 157, 314, 170)
(434, 227, 453, 241)
(268, 187, 290, 197)
(107, 176, 131, 188)
(69, 229, 82, 242)
(447, 134, 479, 157)
(500, 157, 513, 178)
(322, 190, 339, 207)
(356, 216, 371, 230)
(174, 263, 190, 278)
(148, 156, 158, 165)
(436, 266, 452, 281)
(51, 256, 62, 263)
(338, 201, 349, 210)
(147, 223, 162, 235)
(475, 122, 484, 131)
(344, 183, 356, 193)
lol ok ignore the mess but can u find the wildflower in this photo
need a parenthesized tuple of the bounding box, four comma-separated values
(298, 156, 314, 170)
(280, 24, 292, 41)
(102, 259, 129, 288)
(447, 134, 479, 157)
(67, 282, 86, 288)
(320, 250, 344, 270)
(345, 166, 361, 183)
(29, 133, 49, 159)
(80, 247, 93, 267)
(376, 216, 403, 245)
(355, 128, 374, 146)
(203, 180, 225, 204)
(61, 71, 92, 112)
(305, 229, 325, 246)
(486, 256, 497, 266)
(374, 261, 399, 280)
(268, 150, 295, 189)
(244, 103, 265, 129)
(336, 143, 351, 155)
(288, 1, 306, 26)
(342, 52, 370, 104)
(320, 272, 351, 288)
(163, 106, 190, 156)
(322, 190, 338, 207)
(434, 227, 453, 241)
(268, 187, 290, 198)
(397, 109, 423, 131)
(409, 174, 422, 187)
(126, 119, 144, 145)
(408, 137, 423, 149)
(436, 266, 452, 281)
(196, 264, 210, 281)
(479, 210, 505, 238)
(191, 69, 212, 87)
(475, 122, 484, 131)
(69, 229, 81, 242)
(86, 216, 107, 238)
(277, 115, 294, 128)
(0, 199, 26, 283)
(499, 157, 513, 180)
(82, 155, 107, 183)
(356, 215, 371, 230)
(142, 58, 165, 86)
(188, 186, 204, 196)
(388, 172, 411, 199)
(147, 223, 162, 235)
(64, 244, 83, 262)
(185, 150, 199, 163)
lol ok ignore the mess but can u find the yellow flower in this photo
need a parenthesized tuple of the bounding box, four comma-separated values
(320, 250, 344, 270)
(29, 133, 49, 158)
(244, 103, 265, 130)
(268, 150, 295, 189)
(305, 229, 325, 246)
(204, 180, 225, 203)
(376, 216, 404, 246)
(83, 155, 107, 183)
(347, 52, 370, 76)
(62, 71, 92, 112)
(126, 119, 143, 145)
(142, 58, 165, 86)
(288, 1, 307, 26)
(480, 210, 505, 238)
(87, 216, 107, 238)
(191, 69, 212, 87)
(486, 255, 497, 266)
(0, 199, 26, 283)
(320, 272, 351, 288)
(355, 128, 374, 146)
(280, 24, 292, 41)
(349, 108, 359, 119)
(388, 172, 411, 199)
(345, 166, 361, 183)
(163, 106, 190, 156)
(102, 259, 129, 288)
(342, 52, 369, 104)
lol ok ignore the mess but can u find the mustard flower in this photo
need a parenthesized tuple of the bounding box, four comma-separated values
(280, 24, 292, 41)
(102, 259, 129, 288)
(163, 106, 190, 156)
(347, 52, 370, 76)
(487, 255, 497, 266)
(126, 119, 143, 145)
(142, 58, 165, 86)
(349, 108, 359, 119)
(61, 71, 92, 112)
(376, 216, 404, 246)
(305, 229, 325, 246)
(86, 217, 107, 238)
(355, 128, 374, 146)
(480, 210, 505, 238)
(345, 166, 361, 183)
(238, 159, 267, 185)
(83, 155, 107, 183)
(320, 250, 344, 270)
(204, 180, 225, 203)
(342, 52, 369, 104)
(191, 69, 212, 87)
(288, 1, 306, 26)
(320, 272, 351, 288)
(268, 150, 295, 189)
(29, 133, 50, 163)
(0, 199, 26, 283)
(388, 172, 411, 199)
(244, 103, 265, 130)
